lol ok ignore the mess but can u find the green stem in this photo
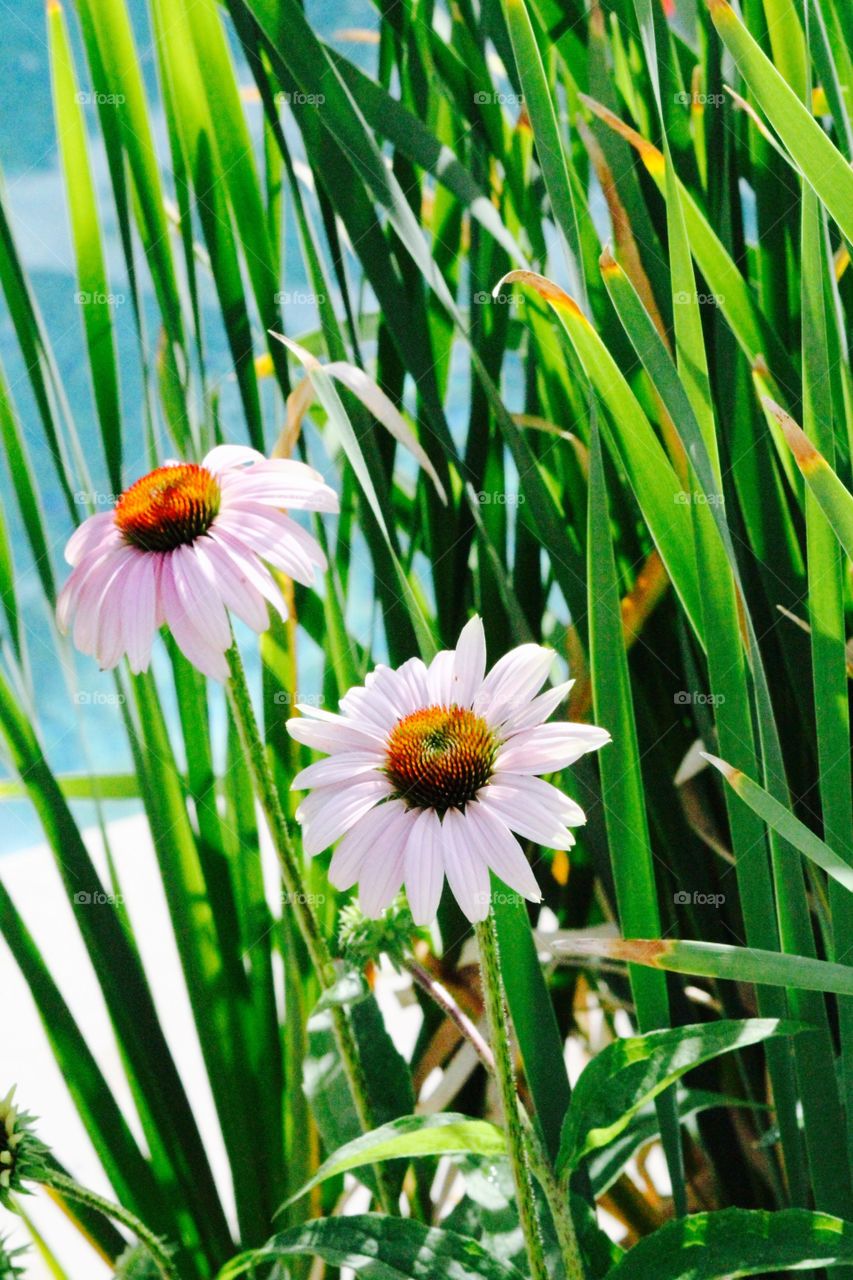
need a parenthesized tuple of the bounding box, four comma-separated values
(224, 641, 397, 1215)
(528, 1140, 588, 1280)
(475, 910, 551, 1280)
(411, 952, 587, 1275)
(43, 1171, 177, 1280)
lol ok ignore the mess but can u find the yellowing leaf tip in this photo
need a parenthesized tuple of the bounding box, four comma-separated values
(707, 0, 735, 18)
(762, 397, 823, 474)
(599, 244, 620, 276)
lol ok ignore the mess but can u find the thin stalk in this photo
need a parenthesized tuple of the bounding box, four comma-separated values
(43, 1171, 177, 1280)
(476, 910, 582, 1280)
(531, 1141, 589, 1280)
(406, 958, 495, 1073)
(410, 953, 587, 1273)
(225, 641, 397, 1215)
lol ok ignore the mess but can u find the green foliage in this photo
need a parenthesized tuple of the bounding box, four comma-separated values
(0, 0, 853, 1274)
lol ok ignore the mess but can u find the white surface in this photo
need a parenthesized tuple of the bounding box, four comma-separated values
(0, 812, 424, 1279)
(1, 813, 234, 1278)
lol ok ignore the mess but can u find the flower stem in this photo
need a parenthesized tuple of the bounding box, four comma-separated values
(224, 642, 397, 1215)
(475, 910, 551, 1280)
(525, 1137, 588, 1280)
(43, 1171, 177, 1280)
(409, 953, 587, 1277)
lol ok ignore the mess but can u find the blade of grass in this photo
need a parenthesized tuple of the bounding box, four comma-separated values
(587, 418, 686, 1210)
(48, 0, 123, 494)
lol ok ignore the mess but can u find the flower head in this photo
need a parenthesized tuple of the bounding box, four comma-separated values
(57, 446, 338, 681)
(287, 617, 610, 924)
(338, 897, 427, 971)
(0, 1089, 49, 1209)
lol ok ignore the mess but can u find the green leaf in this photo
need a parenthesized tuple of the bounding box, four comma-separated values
(588, 1091, 770, 1197)
(286, 1113, 506, 1205)
(586, 417, 684, 1201)
(704, 754, 853, 893)
(492, 890, 573, 1167)
(607, 1207, 853, 1279)
(218, 1216, 528, 1280)
(765, 397, 853, 561)
(304, 989, 416, 1198)
(559, 936, 853, 1000)
(501, 0, 586, 292)
(709, 0, 853, 244)
(557, 1019, 798, 1173)
(498, 269, 704, 638)
(48, 0, 123, 493)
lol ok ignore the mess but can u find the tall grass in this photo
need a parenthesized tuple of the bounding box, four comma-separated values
(1, 0, 853, 1275)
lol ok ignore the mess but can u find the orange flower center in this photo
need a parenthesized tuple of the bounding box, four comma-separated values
(385, 704, 497, 812)
(115, 464, 221, 552)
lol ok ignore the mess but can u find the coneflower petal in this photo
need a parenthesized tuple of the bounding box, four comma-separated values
(287, 615, 609, 925)
(57, 448, 338, 680)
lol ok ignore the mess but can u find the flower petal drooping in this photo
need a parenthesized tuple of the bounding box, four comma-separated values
(287, 616, 610, 924)
(57, 448, 338, 680)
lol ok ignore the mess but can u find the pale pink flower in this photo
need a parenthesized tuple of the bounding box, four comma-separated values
(287, 617, 610, 924)
(57, 445, 338, 681)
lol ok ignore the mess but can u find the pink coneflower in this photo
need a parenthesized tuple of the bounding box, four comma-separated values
(58, 445, 338, 681)
(287, 617, 610, 924)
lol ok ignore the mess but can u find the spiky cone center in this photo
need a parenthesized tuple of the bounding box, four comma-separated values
(115, 464, 221, 552)
(385, 704, 497, 812)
